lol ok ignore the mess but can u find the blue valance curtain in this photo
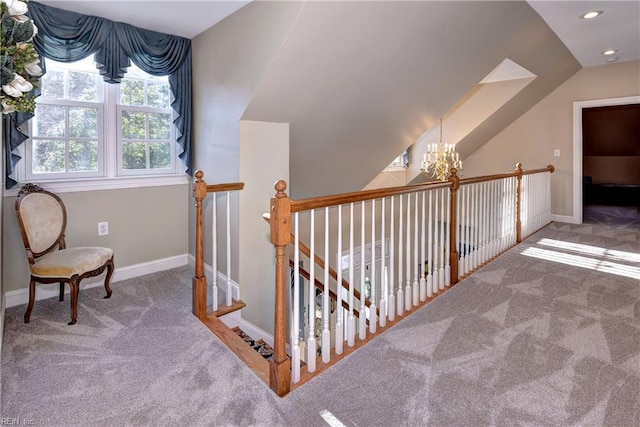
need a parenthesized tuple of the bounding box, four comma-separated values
(4, 1, 192, 189)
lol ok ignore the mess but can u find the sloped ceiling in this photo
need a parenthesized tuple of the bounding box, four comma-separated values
(242, 1, 580, 199)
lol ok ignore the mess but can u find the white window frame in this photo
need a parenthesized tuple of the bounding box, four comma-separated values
(7, 58, 187, 196)
(116, 81, 178, 176)
(26, 99, 106, 181)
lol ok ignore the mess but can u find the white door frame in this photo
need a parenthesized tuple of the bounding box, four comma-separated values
(572, 95, 640, 224)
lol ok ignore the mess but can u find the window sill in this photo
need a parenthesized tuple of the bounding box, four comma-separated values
(4, 174, 190, 197)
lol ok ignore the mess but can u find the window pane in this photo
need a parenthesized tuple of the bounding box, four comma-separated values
(149, 113, 171, 139)
(122, 142, 147, 169)
(120, 79, 145, 106)
(69, 140, 98, 172)
(68, 71, 98, 101)
(69, 107, 98, 138)
(150, 142, 171, 169)
(32, 140, 65, 173)
(122, 111, 146, 139)
(147, 82, 171, 109)
(41, 70, 64, 99)
(34, 105, 66, 137)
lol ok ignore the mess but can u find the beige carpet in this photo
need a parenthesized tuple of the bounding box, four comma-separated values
(2, 221, 639, 426)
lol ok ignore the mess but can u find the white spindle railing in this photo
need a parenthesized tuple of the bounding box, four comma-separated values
(207, 187, 244, 312)
(268, 164, 554, 394)
(521, 170, 552, 239)
(292, 213, 301, 383)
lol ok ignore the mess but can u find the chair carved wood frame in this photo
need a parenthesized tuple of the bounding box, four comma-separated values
(15, 184, 114, 325)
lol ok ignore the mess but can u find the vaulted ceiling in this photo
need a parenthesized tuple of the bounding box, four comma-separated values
(241, 1, 580, 197)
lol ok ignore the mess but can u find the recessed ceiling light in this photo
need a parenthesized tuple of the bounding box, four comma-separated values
(580, 10, 603, 19)
(602, 49, 618, 56)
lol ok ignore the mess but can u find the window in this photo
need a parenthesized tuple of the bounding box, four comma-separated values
(22, 57, 185, 191)
(28, 58, 103, 180)
(117, 65, 175, 175)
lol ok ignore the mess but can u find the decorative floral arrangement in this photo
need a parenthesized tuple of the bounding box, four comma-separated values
(1, 0, 42, 114)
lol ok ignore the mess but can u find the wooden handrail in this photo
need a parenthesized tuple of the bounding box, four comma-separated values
(290, 181, 451, 213)
(289, 260, 361, 319)
(523, 165, 555, 176)
(206, 182, 245, 193)
(288, 164, 554, 212)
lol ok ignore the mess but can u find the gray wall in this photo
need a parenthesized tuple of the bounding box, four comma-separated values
(191, 1, 303, 332)
(463, 60, 640, 218)
(3, 185, 189, 294)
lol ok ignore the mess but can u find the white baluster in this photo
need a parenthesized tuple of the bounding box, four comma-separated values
(457, 185, 463, 279)
(348, 203, 355, 347)
(433, 189, 439, 294)
(445, 183, 451, 287)
(380, 198, 387, 328)
(388, 196, 396, 322)
(484, 182, 489, 261)
(420, 191, 427, 302)
(405, 193, 412, 311)
(438, 188, 445, 290)
(359, 202, 366, 340)
(413, 192, 420, 305)
(292, 213, 301, 383)
(226, 192, 233, 306)
(473, 184, 479, 270)
(427, 190, 433, 298)
(397, 194, 404, 317)
(370, 199, 377, 334)
(465, 184, 471, 275)
(307, 210, 316, 372)
(322, 207, 330, 363)
(211, 193, 218, 311)
(335, 205, 344, 355)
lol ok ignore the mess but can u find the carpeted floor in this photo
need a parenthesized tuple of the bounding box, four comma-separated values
(583, 204, 640, 229)
(2, 221, 639, 426)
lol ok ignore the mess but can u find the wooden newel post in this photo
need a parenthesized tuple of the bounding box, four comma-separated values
(515, 163, 523, 243)
(448, 168, 460, 285)
(192, 170, 208, 319)
(269, 180, 291, 396)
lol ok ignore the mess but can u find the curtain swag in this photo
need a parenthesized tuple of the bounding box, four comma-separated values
(4, 1, 192, 189)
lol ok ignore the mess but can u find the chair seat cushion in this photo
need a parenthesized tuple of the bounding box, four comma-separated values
(30, 247, 114, 279)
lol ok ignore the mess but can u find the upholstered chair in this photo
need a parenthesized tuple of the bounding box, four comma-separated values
(15, 184, 114, 325)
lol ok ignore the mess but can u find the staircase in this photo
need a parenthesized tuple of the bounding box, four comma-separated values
(232, 327, 275, 360)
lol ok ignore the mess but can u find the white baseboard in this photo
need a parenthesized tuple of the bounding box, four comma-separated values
(551, 214, 579, 224)
(186, 254, 240, 301)
(4, 254, 189, 308)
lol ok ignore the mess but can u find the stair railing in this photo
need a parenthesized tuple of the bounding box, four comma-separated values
(268, 163, 554, 396)
(192, 170, 245, 319)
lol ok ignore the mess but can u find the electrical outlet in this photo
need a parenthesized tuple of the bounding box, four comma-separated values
(554, 149, 560, 157)
(98, 221, 109, 236)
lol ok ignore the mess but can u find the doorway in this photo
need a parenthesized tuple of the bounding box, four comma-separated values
(572, 96, 640, 226)
(581, 103, 640, 227)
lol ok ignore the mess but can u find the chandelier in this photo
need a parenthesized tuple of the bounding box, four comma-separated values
(420, 118, 462, 181)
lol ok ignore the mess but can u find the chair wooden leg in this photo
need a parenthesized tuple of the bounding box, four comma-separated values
(59, 282, 65, 301)
(103, 258, 114, 299)
(68, 278, 79, 326)
(24, 279, 36, 323)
